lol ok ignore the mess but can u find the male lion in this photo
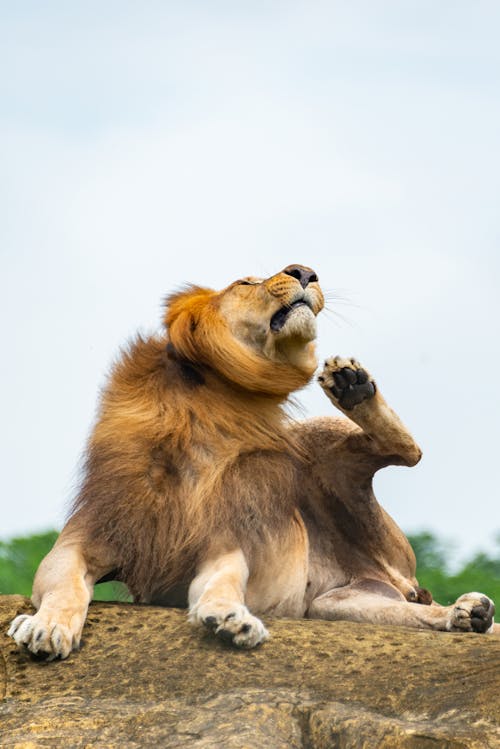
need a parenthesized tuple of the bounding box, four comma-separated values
(8, 264, 495, 658)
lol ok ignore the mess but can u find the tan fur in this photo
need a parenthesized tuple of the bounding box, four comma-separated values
(8, 265, 495, 658)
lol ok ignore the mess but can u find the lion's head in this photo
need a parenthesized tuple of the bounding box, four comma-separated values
(164, 265, 324, 397)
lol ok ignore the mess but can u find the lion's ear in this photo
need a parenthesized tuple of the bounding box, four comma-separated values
(164, 286, 214, 362)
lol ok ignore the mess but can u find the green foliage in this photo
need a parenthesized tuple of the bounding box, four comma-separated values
(407, 531, 500, 606)
(1, 529, 499, 608)
(0, 531, 59, 597)
(0, 531, 129, 602)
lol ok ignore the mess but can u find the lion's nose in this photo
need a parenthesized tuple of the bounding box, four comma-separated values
(283, 265, 318, 289)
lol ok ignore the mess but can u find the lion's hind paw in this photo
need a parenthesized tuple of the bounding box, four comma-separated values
(189, 602, 269, 648)
(447, 593, 495, 634)
(318, 356, 376, 411)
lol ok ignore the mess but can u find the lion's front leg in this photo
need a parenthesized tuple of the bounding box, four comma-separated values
(8, 523, 116, 660)
(188, 548, 268, 648)
(318, 356, 422, 467)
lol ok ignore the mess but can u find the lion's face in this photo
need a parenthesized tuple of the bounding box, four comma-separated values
(165, 265, 324, 397)
(218, 265, 324, 359)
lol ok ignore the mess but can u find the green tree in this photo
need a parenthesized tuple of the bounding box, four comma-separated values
(0, 531, 58, 597)
(408, 531, 500, 606)
(0, 531, 128, 602)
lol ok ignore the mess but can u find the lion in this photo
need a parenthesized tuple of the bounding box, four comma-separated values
(8, 264, 495, 658)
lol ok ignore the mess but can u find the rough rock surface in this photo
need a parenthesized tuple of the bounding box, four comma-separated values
(1, 595, 499, 748)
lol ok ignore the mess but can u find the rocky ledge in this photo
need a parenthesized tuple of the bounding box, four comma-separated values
(1, 595, 499, 748)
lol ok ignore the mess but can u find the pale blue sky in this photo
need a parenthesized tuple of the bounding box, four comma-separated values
(1, 2, 499, 563)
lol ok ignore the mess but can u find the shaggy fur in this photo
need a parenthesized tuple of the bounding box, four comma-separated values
(70, 270, 321, 602)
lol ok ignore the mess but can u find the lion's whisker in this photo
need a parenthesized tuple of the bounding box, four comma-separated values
(321, 305, 356, 329)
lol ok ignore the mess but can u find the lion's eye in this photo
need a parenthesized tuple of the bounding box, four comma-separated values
(237, 279, 260, 286)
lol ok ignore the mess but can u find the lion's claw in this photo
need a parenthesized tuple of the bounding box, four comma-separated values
(8, 612, 78, 660)
(189, 602, 268, 648)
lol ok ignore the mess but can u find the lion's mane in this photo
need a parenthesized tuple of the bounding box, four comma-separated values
(70, 283, 313, 602)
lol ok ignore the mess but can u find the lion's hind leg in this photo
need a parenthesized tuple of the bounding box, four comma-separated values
(308, 579, 495, 633)
(318, 356, 422, 467)
(188, 548, 269, 648)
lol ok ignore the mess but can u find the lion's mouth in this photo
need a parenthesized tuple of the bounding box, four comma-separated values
(270, 300, 313, 332)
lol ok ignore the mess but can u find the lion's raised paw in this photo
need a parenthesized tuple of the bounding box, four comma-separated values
(318, 356, 376, 411)
(447, 592, 495, 634)
(189, 601, 269, 649)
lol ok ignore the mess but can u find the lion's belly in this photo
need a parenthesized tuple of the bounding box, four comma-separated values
(246, 571, 308, 617)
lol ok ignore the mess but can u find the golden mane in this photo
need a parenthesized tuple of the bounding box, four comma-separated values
(165, 285, 317, 396)
(70, 275, 320, 600)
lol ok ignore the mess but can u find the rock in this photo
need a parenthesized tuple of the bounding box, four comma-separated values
(1, 595, 499, 748)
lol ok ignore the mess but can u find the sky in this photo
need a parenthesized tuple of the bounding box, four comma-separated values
(1, 1, 499, 565)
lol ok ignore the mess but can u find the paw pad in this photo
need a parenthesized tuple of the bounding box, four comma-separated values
(319, 357, 376, 410)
